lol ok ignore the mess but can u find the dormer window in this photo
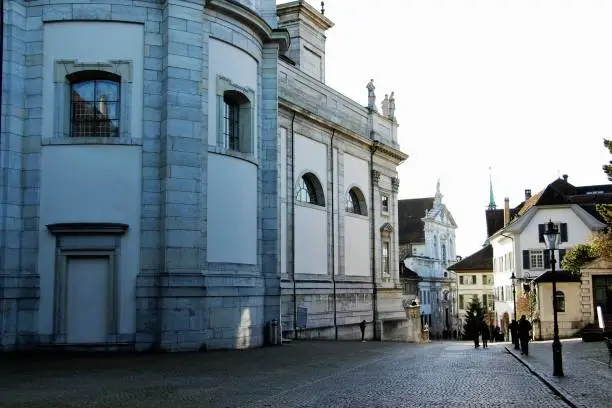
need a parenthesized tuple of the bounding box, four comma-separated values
(69, 71, 121, 137)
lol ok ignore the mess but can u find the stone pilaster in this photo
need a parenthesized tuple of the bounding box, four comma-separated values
(156, 0, 207, 352)
(135, 2, 164, 350)
(391, 177, 400, 286)
(261, 42, 281, 331)
(0, 0, 27, 350)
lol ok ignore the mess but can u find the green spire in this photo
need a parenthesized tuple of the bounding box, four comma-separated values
(488, 167, 496, 210)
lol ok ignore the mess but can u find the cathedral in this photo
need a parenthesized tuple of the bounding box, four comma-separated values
(0, 0, 408, 351)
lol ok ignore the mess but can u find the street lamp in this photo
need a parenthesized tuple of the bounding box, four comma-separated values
(510, 272, 519, 349)
(543, 219, 564, 377)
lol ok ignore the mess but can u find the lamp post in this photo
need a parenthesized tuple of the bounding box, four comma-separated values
(544, 219, 564, 377)
(510, 272, 519, 349)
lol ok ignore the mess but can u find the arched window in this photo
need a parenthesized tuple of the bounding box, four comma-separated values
(296, 173, 325, 206)
(69, 71, 121, 137)
(222, 90, 252, 153)
(555, 291, 565, 312)
(346, 187, 367, 215)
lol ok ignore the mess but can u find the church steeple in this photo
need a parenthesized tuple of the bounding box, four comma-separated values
(487, 167, 496, 210)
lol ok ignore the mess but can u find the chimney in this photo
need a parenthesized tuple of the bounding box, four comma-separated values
(503, 197, 510, 227)
(524, 189, 531, 200)
(562, 174, 568, 182)
(277, 1, 334, 83)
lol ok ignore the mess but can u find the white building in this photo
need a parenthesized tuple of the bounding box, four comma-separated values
(0, 0, 408, 352)
(489, 175, 610, 337)
(398, 182, 458, 337)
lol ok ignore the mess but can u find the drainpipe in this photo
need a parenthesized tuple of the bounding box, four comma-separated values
(290, 111, 297, 340)
(0, 0, 6, 344)
(370, 140, 380, 339)
(330, 129, 337, 340)
(500, 232, 515, 334)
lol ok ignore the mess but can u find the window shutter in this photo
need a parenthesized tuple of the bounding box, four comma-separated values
(538, 224, 545, 243)
(522, 250, 530, 269)
(544, 250, 551, 269)
(560, 223, 568, 242)
(558, 249, 567, 265)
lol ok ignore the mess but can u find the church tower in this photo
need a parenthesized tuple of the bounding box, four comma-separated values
(487, 167, 497, 210)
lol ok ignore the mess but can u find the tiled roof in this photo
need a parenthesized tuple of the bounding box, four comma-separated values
(516, 190, 544, 217)
(485, 208, 519, 238)
(448, 244, 493, 271)
(533, 270, 581, 283)
(398, 197, 434, 245)
(488, 178, 612, 238)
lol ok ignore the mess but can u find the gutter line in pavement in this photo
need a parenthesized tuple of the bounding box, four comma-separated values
(505, 346, 580, 408)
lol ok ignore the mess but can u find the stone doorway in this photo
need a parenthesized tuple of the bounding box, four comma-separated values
(65, 256, 110, 344)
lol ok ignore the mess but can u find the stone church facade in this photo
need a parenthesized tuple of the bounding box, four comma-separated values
(398, 182, 459, 338)
(0, 0, 407, 351)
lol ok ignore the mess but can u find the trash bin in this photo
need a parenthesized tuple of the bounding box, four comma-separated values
(267, 319, 279, 345)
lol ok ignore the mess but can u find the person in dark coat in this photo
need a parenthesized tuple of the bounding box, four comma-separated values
(481, 323, 491, 348)
(518, 315, 532, 355)
(470, 321, 480, 348)
(359, 320, 367, 342)
(509, 319, 520, 350)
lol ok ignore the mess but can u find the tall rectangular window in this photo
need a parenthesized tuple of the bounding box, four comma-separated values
(459, 295, 464, 309)
(223, 102, 240, 150)
(482, 294, 488, 308)
(382, 241, 390, 276)
(381, 194, 389, 213)
(459, 276, 464, 285)
(471, 275, 477, 285)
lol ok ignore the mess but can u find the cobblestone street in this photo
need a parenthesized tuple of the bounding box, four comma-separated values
(0, 341, 569, 408)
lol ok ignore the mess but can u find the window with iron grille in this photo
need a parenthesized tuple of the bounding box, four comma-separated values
(70, 72, 120, 137)
(223, 101, 240, 150)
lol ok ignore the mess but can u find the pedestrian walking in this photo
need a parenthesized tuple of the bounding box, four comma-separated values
(470, 321, 480, 348)
(359, 320, 366, 342)
(509, 319, 520, 350)
(481, 322, 490, 349)
(518, 315, 532, 356)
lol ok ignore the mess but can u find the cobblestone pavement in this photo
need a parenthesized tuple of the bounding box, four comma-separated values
(507, 338, 612, 408)
(0, 341, 569, 408)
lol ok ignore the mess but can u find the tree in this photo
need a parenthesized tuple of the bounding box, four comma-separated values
(561, 138, 612, 273)
(463, 296, 484, 340)
(561, 243, 597, 274)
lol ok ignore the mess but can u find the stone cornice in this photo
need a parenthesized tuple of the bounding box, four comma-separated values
(279, 98, 408, 164)
(206, 0, 290, 52)
(276, 0, 334, 31)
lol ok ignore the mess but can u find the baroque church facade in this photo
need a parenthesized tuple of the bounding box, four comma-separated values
(398, 182, 459, 338)
(0, 0, 408, 351)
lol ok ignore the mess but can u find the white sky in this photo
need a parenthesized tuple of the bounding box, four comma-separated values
(285, 0, 612, 257)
